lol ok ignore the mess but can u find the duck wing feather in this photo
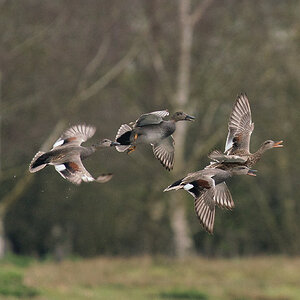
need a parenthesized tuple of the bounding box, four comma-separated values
(208, 149, 247, 163)
(52, 124, 96, 149)
(214, 182, 234, 210)
(134, 110, 169, 127)
(225, 94, 254, 154)
(194, 187, 216, 234)
(54, 156, 97, 185)
(152, 135, 174, 171)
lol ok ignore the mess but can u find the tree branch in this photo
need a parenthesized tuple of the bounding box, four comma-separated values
(72, 40, 140, 106)
(142, 14, 173, 102)
(77, 36, 111, 92)
(10, 17, 61, 58)
(0, 40, 141, 219)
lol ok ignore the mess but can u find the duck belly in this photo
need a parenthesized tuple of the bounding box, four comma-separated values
(134, 125, 169, 144)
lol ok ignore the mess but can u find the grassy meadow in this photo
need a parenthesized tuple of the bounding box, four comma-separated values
(0, 255, 300, 300)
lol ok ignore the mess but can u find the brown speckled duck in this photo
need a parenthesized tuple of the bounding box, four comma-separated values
(115, 110, 195, 170)
(164, 165, 256, 234)
(209, 93, 283, 167)
(29, 124, 119, 185)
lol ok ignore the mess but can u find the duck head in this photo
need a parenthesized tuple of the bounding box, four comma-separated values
(261, 140, 283, 151)
(171, 111, 195, 122)
(231, 165, 257, 176)
(94, 139, 120, 148)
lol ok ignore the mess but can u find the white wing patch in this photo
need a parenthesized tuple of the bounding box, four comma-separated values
(53, 160, 101, 185)
(55, 164, 66, 172)
(82, 174, 94, 182)
(52, 139, 65, 148)
(184, 183, 194, 191)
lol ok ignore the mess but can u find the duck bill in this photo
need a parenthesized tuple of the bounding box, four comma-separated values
(110, 141, 120, 147)
(185, 114, 195, 121)
(273, 140, 283, 148)
(247, 169, 257, 177)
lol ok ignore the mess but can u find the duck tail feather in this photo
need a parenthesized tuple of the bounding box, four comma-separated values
(164, 178, 184, 192)
(29, 151, 47, 173)
(116, 124, 132, 140)
(116, 145, 131, 152)
(208, 149, 224, 162)
(96, 173, 113, 183)
(115, 124, 132, 152)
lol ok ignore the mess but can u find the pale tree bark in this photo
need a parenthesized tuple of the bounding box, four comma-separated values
(170, 0, 194, 258)
(0, 71, 4, 258)
(170, 0, 213, 257)
(0, 218, 5, 258)
(0, 71, 2, 177)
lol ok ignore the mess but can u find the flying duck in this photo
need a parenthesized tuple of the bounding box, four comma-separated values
(29, 124, 119, 185)
(115, 110, 195, 170)
(209, 93, 283, 167)
(164, 165, 256, 234)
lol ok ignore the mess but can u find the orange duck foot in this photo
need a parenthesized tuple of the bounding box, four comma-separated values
(127, 146, 136, 154)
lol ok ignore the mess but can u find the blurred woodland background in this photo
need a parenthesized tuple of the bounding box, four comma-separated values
(0, 0, 299, 260)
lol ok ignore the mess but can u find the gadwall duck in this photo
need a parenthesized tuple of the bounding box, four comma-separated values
(203, 163, 245, 211)
(115, 110, 195, 170)
(209, 94, 283, 167)
(164, 165, 256, 234)
(29, 124, 119, 185)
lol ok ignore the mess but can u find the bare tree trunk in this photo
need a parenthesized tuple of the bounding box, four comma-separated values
(0, 72, 4, 258)
(169, 0, 214, 257)
(0, 216, 5, 258)
(169, 0, 194, 258)
(0, 71, 2, 177)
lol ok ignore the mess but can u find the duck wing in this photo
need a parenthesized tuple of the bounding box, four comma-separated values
(52, 124, 96, 149)
(193, 181, 233, 233)
(54, 156, 101, 185)
(152, 135, 174, 171)
(164, 171, 216, 233)
(194, 186, 216, 234)
(208, 149, 247, 163)
(225, 94, 254, 154)
(134, 110, 169, 127)
(214, 182, 234, 210)
(182, 170, 232, 233)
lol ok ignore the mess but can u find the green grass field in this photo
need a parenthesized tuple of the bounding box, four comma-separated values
(1, 255, 300, 300)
